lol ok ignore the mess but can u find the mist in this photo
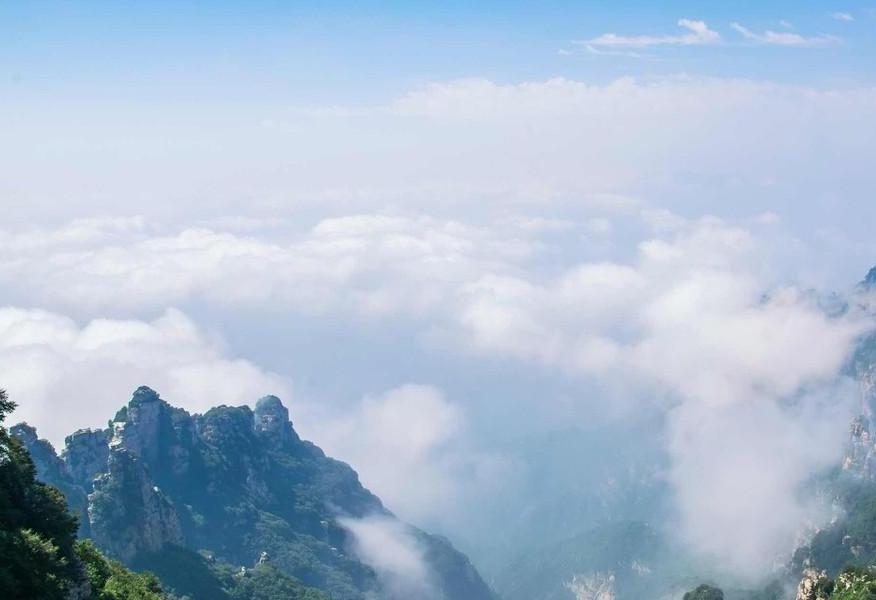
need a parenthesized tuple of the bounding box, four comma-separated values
(3, 21, 876, 591)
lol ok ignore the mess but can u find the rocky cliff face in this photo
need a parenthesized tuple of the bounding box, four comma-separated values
(841, 415, 876, 479)
(253, 394, 299, 445)
(10, 422, 70, 488)
(14, 386, 494, 600)
(837, 331, 876, 480)
(564, 572, 617, 600)
(63, 428, 109, 486)
(10, 422, 91, 535)
(88, 447, 184, 562)
(795, 568, 831, 600)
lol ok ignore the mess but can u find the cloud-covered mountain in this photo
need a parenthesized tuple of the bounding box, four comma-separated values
(13, 386, 494, 600)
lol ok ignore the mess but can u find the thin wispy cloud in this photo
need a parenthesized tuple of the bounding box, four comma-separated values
(730, 22, 842, 47)
(831, 11, 854, 22)
(582, 18, 720, 48)
(582, 44, 653, 60)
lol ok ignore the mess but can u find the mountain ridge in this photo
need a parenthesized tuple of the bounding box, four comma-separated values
(13, 386, 494, 600)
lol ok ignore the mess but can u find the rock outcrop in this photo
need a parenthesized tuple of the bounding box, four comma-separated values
(254, 394, 299, 446)
(14, 386, 495, 600)
(88, 447, 183, 562)
(10, 423, 67, 483)
(564, 572, 617, 600)
(795, 568, 831, 600)
(113, 386, 165, 463)
(63, 428, 109, 487)
(842, 415, 875, 478)
(10, 423, 91, 534)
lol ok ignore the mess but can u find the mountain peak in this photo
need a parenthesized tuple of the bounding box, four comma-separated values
(253, 394, 296, 442)
(861, 266, 876, 289)
(10, 422, 38, 445)
(255, 394, 285, 412)
(131, 385, 161, 405)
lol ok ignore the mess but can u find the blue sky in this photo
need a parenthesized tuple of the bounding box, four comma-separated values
(2, 0, 874, 103)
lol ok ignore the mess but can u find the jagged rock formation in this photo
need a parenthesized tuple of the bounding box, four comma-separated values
(838, 334, 876, 480)
(796, 568, 831, 600)
(1, 388, 168, 600)
(861, 267, 876, 290)
(63, 428, 109, 485)
(790, 566, 876, 600)
(89, 447, 184, 562)
(14, 386, 494, 600)
(840, 308, 876, 478)
(841, 415, 875, 478)
(564, 572, 617, 600)
(10, 422, 91, 535)
(253, 395, 298, 445)
(789, 267, 876, 596)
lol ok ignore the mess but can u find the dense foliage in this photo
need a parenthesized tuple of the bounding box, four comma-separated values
(77, 539, 165, 599)
(798, 476, 876, 576)
(683, 584, 724, 600)
(828, 566, 876, 599)
(132, 545, 329, 600)
(0, 388, 82, 599)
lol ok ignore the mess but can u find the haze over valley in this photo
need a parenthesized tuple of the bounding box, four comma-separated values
(3, 2, 876, 599)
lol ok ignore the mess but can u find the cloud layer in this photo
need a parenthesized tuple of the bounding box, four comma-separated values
(3, 73, 876, 581)
(731, 23, 841, 47)
(339, 516, 438, 600)
(308, 385, 510, 527)
(0, 307, 290, 446)
(4, 78, 876, 256)
(584, 19, 721, 48)
(3, 209, 868, 579)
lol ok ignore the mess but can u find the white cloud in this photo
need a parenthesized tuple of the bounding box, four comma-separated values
(441, 216, 869, 577)
(0, 307, 291, 447)
(339, 515, 438, 600)
(1, 210, 871, 579)
(582, 45, 652, 60)
(5, 77, 876, 249)
(731, 23, 842, 47)
(583, 18, 720, 48)
(0, 215, 542, 316)
(306, 385, 510, 527)
(831, 12, 854, 22)
(3, 73, 876, 579)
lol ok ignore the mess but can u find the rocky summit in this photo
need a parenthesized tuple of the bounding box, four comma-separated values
(12, 386, 495, 600)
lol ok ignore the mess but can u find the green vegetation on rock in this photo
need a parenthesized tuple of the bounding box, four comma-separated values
(77, 539, 165, 600)
(11, 386, 494, 600)
(0, 388, 167, 600)
(828, 566, 876, 599)
(684, 584, 724, 600)
(132, 544, 330, 600)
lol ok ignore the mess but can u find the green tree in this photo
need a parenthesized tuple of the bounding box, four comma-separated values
(0, 389, 81, 599)
(77, 539, 165, 600)
(827, 566, 876, 600)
